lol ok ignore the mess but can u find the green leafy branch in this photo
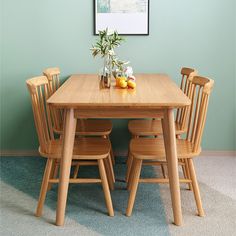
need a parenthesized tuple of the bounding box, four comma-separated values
(91, 28, 124, 58)
(90, 28, 129, 71)
(112, 58, 130, 72)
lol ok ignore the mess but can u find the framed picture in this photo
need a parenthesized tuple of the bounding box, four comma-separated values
(94, 0, 149, 35)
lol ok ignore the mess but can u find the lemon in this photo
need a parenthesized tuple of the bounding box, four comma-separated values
(127, 80, 136, 89)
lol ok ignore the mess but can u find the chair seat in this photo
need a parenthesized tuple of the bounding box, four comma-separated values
(54, 119, 112, 136)
(76, 119, 112, 136)
(128, 119, 185, 136)
(130, 138, 201, 160)
(39, 137, 111, 159)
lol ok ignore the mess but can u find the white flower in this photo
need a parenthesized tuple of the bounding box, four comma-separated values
(108, 49, 115, 56)
(125, 66, 133, 77)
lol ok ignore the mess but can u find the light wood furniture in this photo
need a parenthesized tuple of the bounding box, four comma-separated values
(43, 67, 113, 136)
(43, 67, 115, 171)
(47, 73, 191, 226)
(126, 76, 214, 217)
(128, 68, 197, 137)
(26, 76, 114, 218)
(127, 67, 197, 184)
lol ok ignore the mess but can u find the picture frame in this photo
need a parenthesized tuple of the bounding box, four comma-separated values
(94, 0, 150, 36)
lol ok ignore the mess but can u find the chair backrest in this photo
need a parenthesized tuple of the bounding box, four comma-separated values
(26, 76, 54, 153)
(43, 67, 62, 133)
(43, 67, 60, 95)
(186, 76, 214, 152)
(176, 67, 198, 131)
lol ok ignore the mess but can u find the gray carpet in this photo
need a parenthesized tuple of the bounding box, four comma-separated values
(0, 157, 169, 236)
(0, 156, 235, 235)
(158, 156, 236, 236)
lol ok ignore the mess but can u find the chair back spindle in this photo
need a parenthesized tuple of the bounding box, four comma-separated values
(186, 76, 214, 153)
(43, 67, 60, 95)
(176, 67, 198, 131)
(26, 76, 54, 153)
(43, 67, 62, 133)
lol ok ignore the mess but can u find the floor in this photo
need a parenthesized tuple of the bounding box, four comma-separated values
(160, 156, 236, 236)
(0, 156, 235, 236)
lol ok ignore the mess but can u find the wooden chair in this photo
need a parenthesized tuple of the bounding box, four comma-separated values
(26, 76, 114, 218)
(43, 68, 115, 182)
(127, 67, 197, 181)
(43, 68, 113, 136)
(128, 67, 197, 137)
(126, 76, 214, 217)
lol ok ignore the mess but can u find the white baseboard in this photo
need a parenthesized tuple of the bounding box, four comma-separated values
(0, 149, 235, 157)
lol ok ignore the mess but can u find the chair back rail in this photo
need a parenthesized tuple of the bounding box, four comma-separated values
(43, 67, 63, 132)
(43, 67, 60, 94)
(176, 67, 198, 130)
(186, 76, 214, 152)
(26, 76, 54, 153)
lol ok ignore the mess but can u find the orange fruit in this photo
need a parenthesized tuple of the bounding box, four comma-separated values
(119, 80, 128, 88)
(116, 77, 125, 86)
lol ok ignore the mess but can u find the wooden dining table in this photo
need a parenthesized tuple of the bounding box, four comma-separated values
(47, 73, 191, 226)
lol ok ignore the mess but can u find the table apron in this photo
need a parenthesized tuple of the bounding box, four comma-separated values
(74, 108, 164, 119)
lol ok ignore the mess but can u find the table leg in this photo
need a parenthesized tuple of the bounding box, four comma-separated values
(161, 109, 182, 226)
(56, 108, 77, 226)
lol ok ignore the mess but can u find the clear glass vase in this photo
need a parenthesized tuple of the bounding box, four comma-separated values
(100, 55, 112, 88)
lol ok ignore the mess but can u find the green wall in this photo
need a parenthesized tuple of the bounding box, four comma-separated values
(1, 0, 236, 152)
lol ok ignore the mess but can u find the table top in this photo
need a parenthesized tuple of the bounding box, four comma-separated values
(47, 74, 191, 109)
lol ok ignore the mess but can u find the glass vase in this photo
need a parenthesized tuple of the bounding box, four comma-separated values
(100, 55, 112, 88)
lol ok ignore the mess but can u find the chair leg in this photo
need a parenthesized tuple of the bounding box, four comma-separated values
(36, 158, 53, 217)
(73, 163, 80, 179)
(126, 136, 138, 186)
(127, 157, 136, 191)
(179, 158, 192, 190)
(104, 157, 114, 190)
(176, 134, 181, 139)
(181, 158, 188, 187)
(108, 154, 115, 183)
(47, 159, 56, 191)
(126, 152, 133, 182)
(181, 159, 186, 177)
(161, 164, 166, 178)
(106, 135, 115, 165)
(53, 160, 59, 179)
(98, 159, 114, 217)
(126, 159, 142, 217)
(184, 159, 193, 191)
(110, 148, 115, 165)
(188, 159, 205, 217)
